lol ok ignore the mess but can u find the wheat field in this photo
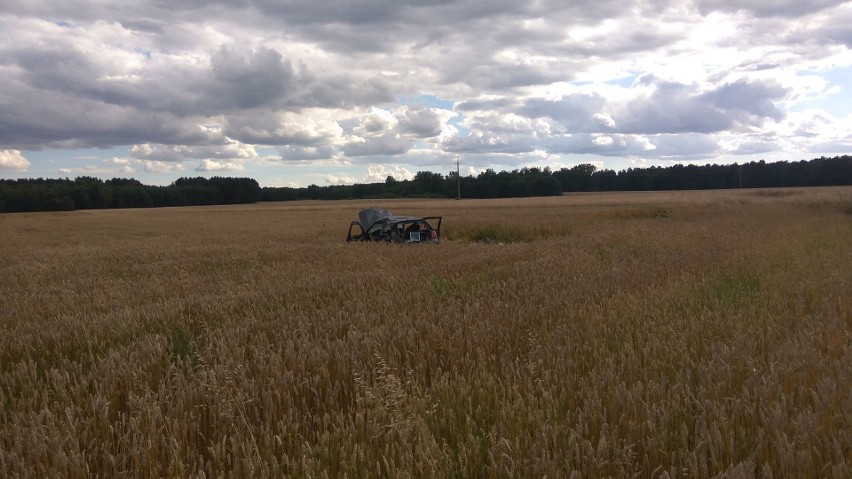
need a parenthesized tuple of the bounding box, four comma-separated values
(1, 187, 850, 478)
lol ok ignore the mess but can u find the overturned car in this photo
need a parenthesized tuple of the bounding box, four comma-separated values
(346, 207, 442, 243)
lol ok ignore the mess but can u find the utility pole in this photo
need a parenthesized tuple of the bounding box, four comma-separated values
(456, 156, 461, 200)
(739, 164, 742, 188)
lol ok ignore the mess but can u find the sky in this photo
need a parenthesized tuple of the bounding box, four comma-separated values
(0, 1, 850, 187)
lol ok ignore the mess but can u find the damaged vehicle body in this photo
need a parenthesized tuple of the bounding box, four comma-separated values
(346, 207, 441, 243)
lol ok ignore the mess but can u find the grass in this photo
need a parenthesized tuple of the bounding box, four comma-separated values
(0, 187, 850, 477)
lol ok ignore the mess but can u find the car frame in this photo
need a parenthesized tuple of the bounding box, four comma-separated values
(346, 207, 442, 243)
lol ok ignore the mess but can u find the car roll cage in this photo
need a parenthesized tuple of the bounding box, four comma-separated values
(346, 216, 442, 243)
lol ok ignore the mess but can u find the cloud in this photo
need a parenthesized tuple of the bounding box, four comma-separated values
(0, 0, 850, 184)
(196, 159, 245, 172)
(0, 17, 391, 151)
(131, 144, 193, 163)
(727, 136, 781, 155)
(0, 150, 30, 171)
(128, 128, 259, 172)
(103, 157, 136, 173)
(781, 110, 852, 153)
(337, 105, 454, 157)
(646, 134, 721, 160)
(205, 45, 298, 112)
(517, 78, 788, 137)
(324, 164, 415, 185)
(276, 145, 339, 162)
(342, 134, 412, 157)
(224, 111, 344, 146)
(695, 0, 840, 18)
(396, 105, 443, 137)
(364, 164, 415, 182)
(130, 135, 258, 174)
(325, 173, 359, 185)
(143, 161, 185, 173)
(519, 93, 609, 132)
(190, 42, 395, 115)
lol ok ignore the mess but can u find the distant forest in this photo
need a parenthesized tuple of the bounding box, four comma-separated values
(0, 177, 261, 213)
(261, 155, 852, 201)
(0, 155, 849, 213)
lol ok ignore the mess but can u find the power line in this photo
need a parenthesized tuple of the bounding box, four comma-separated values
(455, 156, 461, 200)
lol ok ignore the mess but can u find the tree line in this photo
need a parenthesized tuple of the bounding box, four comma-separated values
(1, 156, 849, 212)
(262, 155, 852, 201)
(0, 176, 261, 213)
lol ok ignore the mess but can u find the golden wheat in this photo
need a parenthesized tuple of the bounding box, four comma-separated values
(0, 187, 850, 478)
